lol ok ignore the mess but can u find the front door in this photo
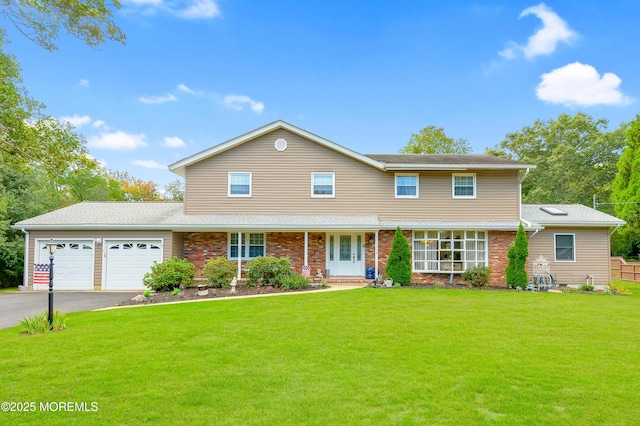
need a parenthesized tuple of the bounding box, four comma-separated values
(329, 233, 364, 276)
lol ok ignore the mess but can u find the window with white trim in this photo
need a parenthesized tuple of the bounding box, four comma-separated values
(555, 234, 575, 262)
(311, 173, 335, 197)
(413, 230, 487, 272)
(228, 172, 252, 197)
(395, 174, 418, 198)
(229, 233, 265, 259)
(452, 173, 476, 198)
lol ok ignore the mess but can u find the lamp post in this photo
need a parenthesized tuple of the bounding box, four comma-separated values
(45, 240, 57, 329)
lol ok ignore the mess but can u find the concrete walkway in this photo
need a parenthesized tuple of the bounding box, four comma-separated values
(97, 282, 366, 311)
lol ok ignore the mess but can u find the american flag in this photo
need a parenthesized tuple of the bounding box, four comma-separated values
(33, 263, 50, 286)
(301, 265, 311, 277)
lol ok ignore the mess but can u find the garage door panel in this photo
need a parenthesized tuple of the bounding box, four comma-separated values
(36, 240, 94, 290)
(104, 240, 163, 290)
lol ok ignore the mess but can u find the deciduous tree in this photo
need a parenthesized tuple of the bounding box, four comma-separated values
(489, 113, 625, 209)
(1, 0, 125, 51)
(400, 125, 471, 154)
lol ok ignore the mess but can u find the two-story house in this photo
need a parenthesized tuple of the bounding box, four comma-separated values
(15, 120, 625, 290)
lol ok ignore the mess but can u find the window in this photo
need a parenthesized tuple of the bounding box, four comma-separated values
(413, 230, 487, 273)
(452, 173, 476, 199)
(311, 173, 335, 197)
(228, 172, 252, 197)
(229, 233, 265, 259)
(555, 234, 575, 262)
(395, 174, 418, 198)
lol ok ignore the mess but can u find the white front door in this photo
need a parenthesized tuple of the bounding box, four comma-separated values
(329, 234, 364, 276)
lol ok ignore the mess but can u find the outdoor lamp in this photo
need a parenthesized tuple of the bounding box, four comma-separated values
(45, 239, 57, 329)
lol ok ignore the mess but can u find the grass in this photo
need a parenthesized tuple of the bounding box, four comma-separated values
(0, 286, 18, 294)
(1, 281, 640, 425)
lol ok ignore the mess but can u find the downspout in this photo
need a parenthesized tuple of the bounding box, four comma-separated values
(236, 231, 242, 280)
(518, 167, 539, 236)
(20, 228, 29, 288)
(374, 231, 379, 277)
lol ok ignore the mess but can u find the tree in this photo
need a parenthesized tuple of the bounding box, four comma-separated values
(611, 114, 640, 258)
(385, 227, 412, 286)
(400, 125, 472, 154)
(488, 113, 626, 209)
(506, 223, 528, 289)
(110, 171, 161, 201)
(163, 179, 185, 201)
(1, 0, 125, 51)
(0, 33, 95, 177)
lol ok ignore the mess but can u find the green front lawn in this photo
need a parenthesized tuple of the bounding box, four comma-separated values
(2, 282, 639, 425)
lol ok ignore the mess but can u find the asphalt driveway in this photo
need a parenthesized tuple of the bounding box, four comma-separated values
(0, 291, 139, 329)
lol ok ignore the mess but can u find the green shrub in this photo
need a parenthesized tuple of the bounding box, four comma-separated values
(506, 223, 528, 289)
(19, 311, 67, 334)
(386, 227, 412, 286)
(143, 256, 195, 292)
(461, 265, 491, 287)
(245, 256, 292, 287)
(609, 282, 631, 295)
(579, 284, 594, 291)
(202, 256, 237, 288)
(281, 273, 310, 290)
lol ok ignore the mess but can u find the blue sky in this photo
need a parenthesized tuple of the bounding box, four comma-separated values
(4, 1, 640, 189)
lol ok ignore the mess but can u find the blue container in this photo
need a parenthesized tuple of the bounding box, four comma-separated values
(365, 266, 375, 279)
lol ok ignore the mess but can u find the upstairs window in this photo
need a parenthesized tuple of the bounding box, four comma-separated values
(395, 174, 418, 198)
(228, 172, 252, 197)
(555, 234, 575, 262)
(311, 173, 335, 198)
(452, 173, 476, 199)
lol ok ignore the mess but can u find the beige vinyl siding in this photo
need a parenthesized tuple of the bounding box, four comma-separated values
(184, 129, 521, 222)
(528, 227, 612, 285)
(27, 230, 173, 290)
(172, 232, 185, 259)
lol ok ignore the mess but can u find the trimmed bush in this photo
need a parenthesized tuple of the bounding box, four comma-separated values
(506, 223, 528, 289)
(461, 265, 491, 287)
(143, 256, 195, 291)
(245, 256, 292, 287)
(202, 256, 236, 288)
(281, 272, 310, 290)
(386, 226, 412, 286)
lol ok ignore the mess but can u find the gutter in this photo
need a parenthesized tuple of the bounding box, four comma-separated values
(610, 223, 623, 236)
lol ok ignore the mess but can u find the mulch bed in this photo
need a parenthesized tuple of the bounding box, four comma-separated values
(117, 285, 328, 306)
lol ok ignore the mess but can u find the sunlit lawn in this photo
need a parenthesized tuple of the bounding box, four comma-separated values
(1, 281, 639, 425)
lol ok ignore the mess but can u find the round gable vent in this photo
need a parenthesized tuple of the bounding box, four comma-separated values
(274, 138, 288, 151)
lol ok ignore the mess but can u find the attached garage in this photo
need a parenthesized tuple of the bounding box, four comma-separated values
(103, 240, 163, 290)
(35, 239, 95, 290)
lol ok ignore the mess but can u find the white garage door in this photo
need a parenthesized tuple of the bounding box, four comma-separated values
(104, 240, 163, 290)
(36, 240, 94, 290)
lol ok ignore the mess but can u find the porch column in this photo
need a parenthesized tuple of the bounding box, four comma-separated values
(237, 231, 242, 279)
(304, 232, 309, 266)
(375, 231, 379, 276)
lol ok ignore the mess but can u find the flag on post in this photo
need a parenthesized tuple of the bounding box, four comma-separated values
(33, 263, 50, 286)
(302, 265, 311, 277)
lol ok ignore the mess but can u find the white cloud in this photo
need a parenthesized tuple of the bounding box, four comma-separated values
(132, 159, 166, 169)
(138, 93, 178, 104)
(177, 83, 197, 95)
(88, 131, 149, 150)
(178, 0, 221, 19)
(60, 114, 92, 128)
(163, 136, 187, 148)
(223, 94, 265, 114)
(92, 120, 109, 130)
(77, 79, 90, 88)
(536, 62, 634, 106)
(500, 3, 577, 60)
(125, 0, 221, 19)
